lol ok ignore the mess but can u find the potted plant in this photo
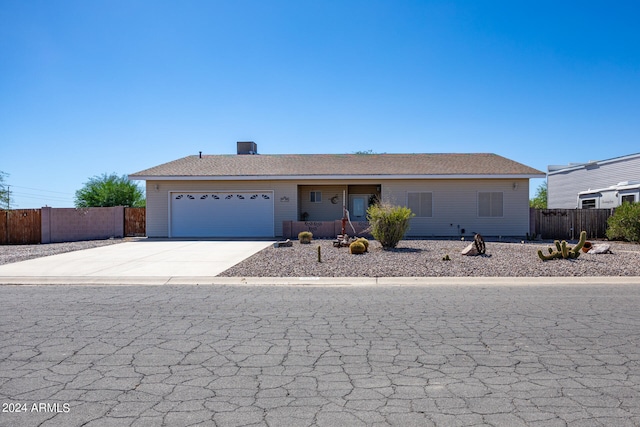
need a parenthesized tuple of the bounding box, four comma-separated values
(582, 241, 593, 253)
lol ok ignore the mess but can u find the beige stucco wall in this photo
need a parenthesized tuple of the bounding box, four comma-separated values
(145, 178, 530, 238)
(381, 178, 530, 237)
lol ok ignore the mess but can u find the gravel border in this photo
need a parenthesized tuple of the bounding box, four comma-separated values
(219, 238, 640, 277)
(0, 238, 128, 266)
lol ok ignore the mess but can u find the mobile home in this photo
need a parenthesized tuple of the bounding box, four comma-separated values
(577, 181, 640, 209)
(548, 152, 640, 208)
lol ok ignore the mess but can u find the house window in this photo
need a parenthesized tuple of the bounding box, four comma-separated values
(478, 192, 503, 217)
(622, 195, 636, 204)
(310, 191, 322, 203)
(407, 192, 433, 217)
(581, 199, 596, 209)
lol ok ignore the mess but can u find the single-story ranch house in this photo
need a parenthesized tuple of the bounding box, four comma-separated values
(129, 142, 545, 239)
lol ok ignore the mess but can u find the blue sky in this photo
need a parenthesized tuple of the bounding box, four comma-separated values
(2, 0, 639, 208)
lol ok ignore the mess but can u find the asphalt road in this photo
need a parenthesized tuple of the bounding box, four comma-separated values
(1, 282, 640, 427)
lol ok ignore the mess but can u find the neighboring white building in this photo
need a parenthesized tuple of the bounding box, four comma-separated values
(130, 142, 544, 238)
(577, 181, 640, 209)
(547, 152, 640, 208)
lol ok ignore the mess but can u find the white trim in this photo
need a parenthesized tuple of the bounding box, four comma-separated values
(131, 174, 544, 181)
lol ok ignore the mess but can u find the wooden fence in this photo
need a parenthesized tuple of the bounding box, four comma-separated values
(531, 208, 613, 240)
(1, 207, 146, 245)
(124, 207, 146, 237)
(0, 209, 42, 244)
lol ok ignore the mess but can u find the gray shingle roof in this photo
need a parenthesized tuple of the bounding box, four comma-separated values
(130, 153, 544, 179)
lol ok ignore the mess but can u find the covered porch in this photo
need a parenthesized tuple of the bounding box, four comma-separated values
(285, 183, 381, 238)
(298, 184, 380, 222)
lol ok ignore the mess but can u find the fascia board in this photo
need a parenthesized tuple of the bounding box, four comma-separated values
(130, 174, 545, 181)
(548, 152, 640, 175)
(547, 164, 587, 175)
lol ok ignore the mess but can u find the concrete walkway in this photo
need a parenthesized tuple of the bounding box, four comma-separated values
(2, 275, 640, 286)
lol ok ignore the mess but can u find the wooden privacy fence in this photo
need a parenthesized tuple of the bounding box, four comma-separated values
(124, 207, 146, 237)
(0, 209, 42, 244)
(1, 207, 146, 245)
(531, 208, 612, 240)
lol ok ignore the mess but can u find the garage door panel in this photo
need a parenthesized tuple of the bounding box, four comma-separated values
(171, 191, 274, 237)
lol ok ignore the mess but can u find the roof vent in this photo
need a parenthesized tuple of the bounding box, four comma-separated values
(237, 141, 258, 155)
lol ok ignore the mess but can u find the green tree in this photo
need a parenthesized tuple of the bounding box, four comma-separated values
(75, 173, 145, 208)
(0, 171, 10, 209)
(530, 181, 547, 209)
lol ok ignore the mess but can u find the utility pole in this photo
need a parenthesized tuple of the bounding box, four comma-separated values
(7, 185, 9, 210)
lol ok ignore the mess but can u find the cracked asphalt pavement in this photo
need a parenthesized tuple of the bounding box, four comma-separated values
(1, 283, 640, 426)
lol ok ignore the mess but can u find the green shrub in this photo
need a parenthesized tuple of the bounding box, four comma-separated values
(366, 203, 414, 249)
(349, 240, 366, 254)
(606, 202, 640, 242)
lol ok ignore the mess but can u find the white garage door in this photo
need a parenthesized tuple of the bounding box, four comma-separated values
(170, 191, 274, 237)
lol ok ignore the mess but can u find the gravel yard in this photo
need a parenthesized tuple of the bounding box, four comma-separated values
(0, 238, 127, 265)
(219, 238, 640, 277)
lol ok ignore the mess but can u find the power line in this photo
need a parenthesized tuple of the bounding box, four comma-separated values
(9, 185, 73, 195)
(11, 192, 75, 202)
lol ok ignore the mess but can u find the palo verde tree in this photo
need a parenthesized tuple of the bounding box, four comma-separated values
(75, 173, 145, 208)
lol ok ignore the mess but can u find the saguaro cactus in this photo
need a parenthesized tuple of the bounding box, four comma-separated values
(537, 231, 587, 261)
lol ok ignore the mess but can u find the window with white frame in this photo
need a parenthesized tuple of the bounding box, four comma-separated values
(310, 191, 322, 203)
(478, 192, 503, 217)
(581, 199, 596, 209)
(407, 192, 433, 217)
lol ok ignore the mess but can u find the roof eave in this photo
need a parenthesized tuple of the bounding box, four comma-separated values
(129, 173, 546, 181)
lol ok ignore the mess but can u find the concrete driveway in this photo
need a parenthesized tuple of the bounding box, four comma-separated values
(0, 240, 273, 283)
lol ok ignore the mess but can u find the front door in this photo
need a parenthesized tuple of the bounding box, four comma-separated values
(349, 195, 369, 221)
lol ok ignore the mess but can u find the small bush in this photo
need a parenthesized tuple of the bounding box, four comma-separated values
(298, 231, 313, 243)
(606, 202, 640, 242)
(366, 203, 414, 249)
(349, 240, 366, 254)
